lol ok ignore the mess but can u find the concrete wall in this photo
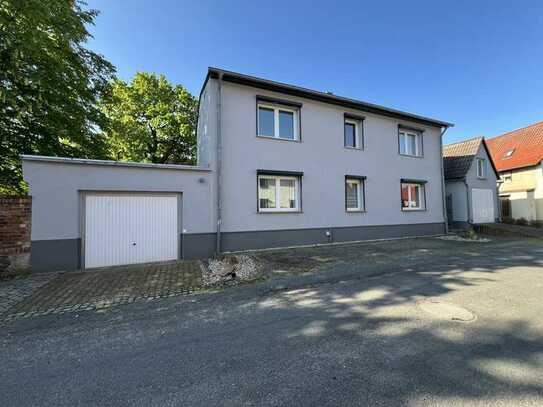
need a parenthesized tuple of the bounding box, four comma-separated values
(445, 180, 468, 223)
(464, 143, 499, 222)
(218, 80, 446, 237)
(22, 158, 214, 271)
(537, 163, 543, 220)
(499, 164, 543, 221)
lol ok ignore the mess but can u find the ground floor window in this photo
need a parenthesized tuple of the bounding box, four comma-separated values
(401, 181, 426, 210)
(258, 174, 300, 212)
(345, 177, 365, 211)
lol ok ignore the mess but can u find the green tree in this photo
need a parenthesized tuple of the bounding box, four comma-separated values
(101, 72, 198, 165)
(0, 0, 115, 194)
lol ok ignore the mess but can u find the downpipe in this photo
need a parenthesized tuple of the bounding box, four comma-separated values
(440, 127, 449, 234)
(215, 73, 223, 255)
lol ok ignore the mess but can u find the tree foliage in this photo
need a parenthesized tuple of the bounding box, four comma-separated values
(0, 0, 115, 194)
(101, 72, 198, 165)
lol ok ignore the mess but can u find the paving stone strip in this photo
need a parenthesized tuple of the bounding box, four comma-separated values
(1, 261, 203, 323)
(0, 272, 60, 315)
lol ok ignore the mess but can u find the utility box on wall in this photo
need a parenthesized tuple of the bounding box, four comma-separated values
(0, 196, 32, 277)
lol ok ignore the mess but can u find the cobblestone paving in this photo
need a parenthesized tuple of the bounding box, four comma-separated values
(0, 272, 60, 315)
(2, 261, 202, 322)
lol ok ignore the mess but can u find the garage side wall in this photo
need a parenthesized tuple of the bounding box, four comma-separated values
(445, 181, 468, 225)
(22, 159, 215, 272)
(465, 144, 499, 222)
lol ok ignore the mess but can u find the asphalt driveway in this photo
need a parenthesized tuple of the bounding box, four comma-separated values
(1, 238, 543, 406)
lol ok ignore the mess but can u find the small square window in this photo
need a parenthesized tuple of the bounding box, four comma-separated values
(399, 130, 423, 157)
(345, 177, 365, 211)
(257, 103, 299, 140)
(401, 182, 425, 210)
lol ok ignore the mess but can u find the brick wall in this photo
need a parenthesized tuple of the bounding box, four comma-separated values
(0, 196, 32, 277)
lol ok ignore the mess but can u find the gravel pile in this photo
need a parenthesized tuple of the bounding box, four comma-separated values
(202, 255, 263, 286)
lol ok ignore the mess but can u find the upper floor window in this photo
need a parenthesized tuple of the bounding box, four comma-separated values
(476, 158, 486, 178)
(502, 172, 512, 183)
(257, 102, 299, 141)
(399, 129, 423, 157)
(345, 176, 365, 211)
(401, 180, 426, 210)
(257, 172, 301, 212)
(344, 114, 364, 149)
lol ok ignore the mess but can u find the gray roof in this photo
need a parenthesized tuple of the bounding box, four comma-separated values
(204, 67, 454, 129)
(443, 137, 484, 180)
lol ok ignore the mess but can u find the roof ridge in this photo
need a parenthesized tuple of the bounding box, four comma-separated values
(487, 120, 543, 142)
(444, 136, 483, 148)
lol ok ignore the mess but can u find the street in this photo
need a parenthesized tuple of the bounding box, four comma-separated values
(2, 239, 543, 406)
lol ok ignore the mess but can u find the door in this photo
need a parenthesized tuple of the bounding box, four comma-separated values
(446, 194, 454, 225)
(84, 194, 179, 269)
(471, 188, 495, 224)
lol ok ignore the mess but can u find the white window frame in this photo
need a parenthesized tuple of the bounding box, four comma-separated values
(344, 119, 362, 149)
(476, 158, 486, 178)
(257, 103, 299, 141)
(257, 174, 300, 212)
(502, 172, 512, 183)
(345, 178, 364, 212)
(399, 130, 423, 157)
(401, 182, 425, 210)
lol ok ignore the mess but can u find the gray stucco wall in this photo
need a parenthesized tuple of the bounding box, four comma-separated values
(218, 80, 446, 234)
(22, 158, 215, 271)
(445, 180, 468, 222)
(465, 143, 499, 222)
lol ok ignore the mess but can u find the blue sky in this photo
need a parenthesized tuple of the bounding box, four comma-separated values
(87, 0, 543, 144)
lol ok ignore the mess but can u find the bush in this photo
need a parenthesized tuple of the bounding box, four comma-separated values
(530, 220, 543, 228)
(501, 217, 514, 224)
(515, 217, 528, 226)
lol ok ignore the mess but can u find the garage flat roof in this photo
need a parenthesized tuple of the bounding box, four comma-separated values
(21, 155, 212, 172)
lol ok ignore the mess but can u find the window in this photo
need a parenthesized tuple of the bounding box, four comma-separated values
(476, 158, 486, 178)
(257, 103, 299, 140)
(344, 118, 363, 149)
(502, 173, 512, 183)
(345, 177, 365, 211)
(401, 182, 425, 210)
(399, 130, 423, 157)
(504, 149, 515, 158)
(258, 174, 300, 212)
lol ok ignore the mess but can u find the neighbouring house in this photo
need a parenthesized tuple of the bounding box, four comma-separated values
(22, 68, 453, 272)
(486, 121, 543, 221)
(443, 137, 500, 227)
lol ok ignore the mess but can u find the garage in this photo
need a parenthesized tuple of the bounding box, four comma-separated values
(471, 188, 495, 224)
(84, 193, 179, 269)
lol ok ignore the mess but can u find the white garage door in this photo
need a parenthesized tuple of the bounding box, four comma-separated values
(472, 188, 495, 224)
(84, 194, 178, 269)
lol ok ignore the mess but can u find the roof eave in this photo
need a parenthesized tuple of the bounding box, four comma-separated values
(206, 67, 454, 129)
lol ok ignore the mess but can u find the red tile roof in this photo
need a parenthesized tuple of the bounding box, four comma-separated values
(486, 121, 543, 172)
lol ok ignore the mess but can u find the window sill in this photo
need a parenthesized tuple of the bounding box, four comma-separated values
(256, 135, 301, 143)
(346, 209, 366, 213)
(344, 146, 364, 151)
(257, 210, 303, 214)
(399, 153, 424, 159)
(401, 208, 427, 212)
